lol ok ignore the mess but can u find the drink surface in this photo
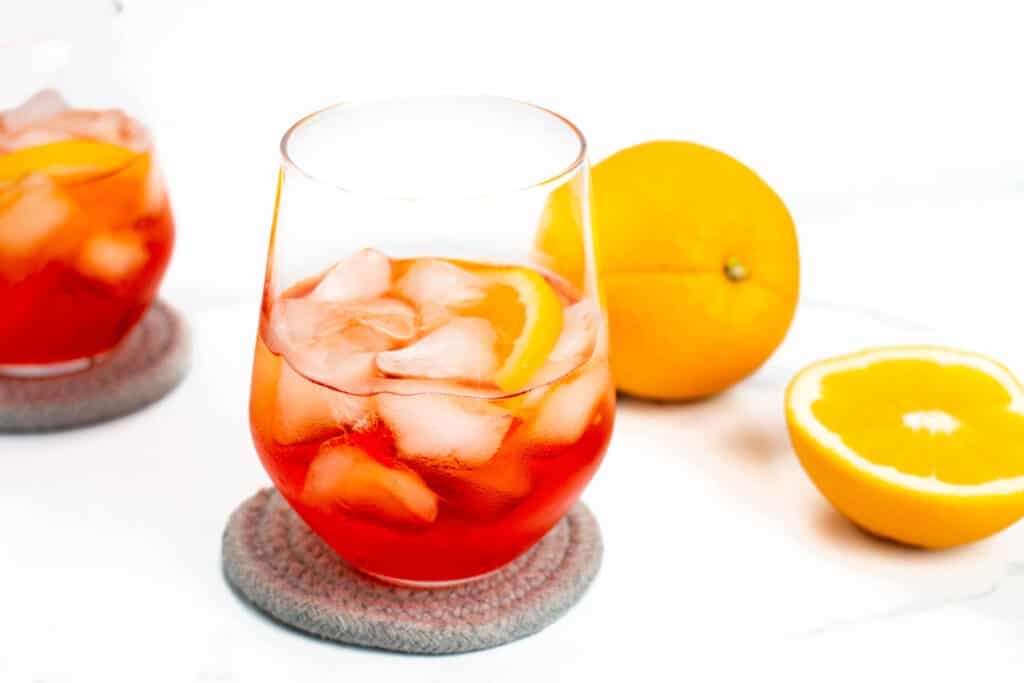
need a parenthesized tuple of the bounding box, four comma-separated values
(0, 91, 174, 368)
(250, 251, 614, 582)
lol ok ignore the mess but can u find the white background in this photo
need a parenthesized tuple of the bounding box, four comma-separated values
(3, 0, 1024, 680)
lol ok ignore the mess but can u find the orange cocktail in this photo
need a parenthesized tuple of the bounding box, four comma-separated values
(0, 91, 174, 373)
(250, 250, 613, 583)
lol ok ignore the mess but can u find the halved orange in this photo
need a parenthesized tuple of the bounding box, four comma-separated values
(786, 346, 1024, 548)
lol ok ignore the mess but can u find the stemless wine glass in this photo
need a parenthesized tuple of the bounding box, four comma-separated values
(249, 96, 614, 586)
(0, 1, 174, 376)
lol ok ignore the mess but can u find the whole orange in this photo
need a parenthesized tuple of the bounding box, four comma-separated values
(536, 141, 799, 400)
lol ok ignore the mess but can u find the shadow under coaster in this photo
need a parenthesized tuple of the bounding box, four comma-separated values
(222, 488, 604, 655)
(0, 301, 190, 432)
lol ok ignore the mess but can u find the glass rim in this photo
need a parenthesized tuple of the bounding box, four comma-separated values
(278, 94, 588, 200)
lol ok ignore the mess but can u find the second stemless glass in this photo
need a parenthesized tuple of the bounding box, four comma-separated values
(249, 96, 613, 586)
(0, 1, 175, 376)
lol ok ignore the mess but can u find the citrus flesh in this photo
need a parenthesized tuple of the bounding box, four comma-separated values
(0, 140, 139, 184)
(786, 346, 1024, 548)
(462, 266, 563, 393)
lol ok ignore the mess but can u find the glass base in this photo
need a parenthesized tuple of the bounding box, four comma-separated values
(362, 564, 505, 589)
(0, 353, 108, 379)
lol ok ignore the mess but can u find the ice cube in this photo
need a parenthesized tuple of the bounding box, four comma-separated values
(522, 365, 610, 446)
(0, 93, 151, 153)
(40, 109, 151, 152)
(272, 296, 415, 395)
(310, 248, 392, 302)
(395, 258, 485, 307)
(376, 393, 514, 466)
(0, 90, 69, 132)
(270, 296, 417, 392)
(530, 300, 600, 385)
(1, 127, 71, 152)
(0, 176, 74, 265)
(394, 258, 486, 329)
(271, 298, 328, 342)
(412, 441, 531, 519)
(348, 298, 418, 341)
(282, 331, 380, 395)
(302, 440, 438, 526)
(342, 324, 397, 352)
(273, 297, 416, 347)
(377, 317, 498, 384)
(272, 360, 373, 444)
(550, 301, 599, 362)
(74, 231, 148, 284)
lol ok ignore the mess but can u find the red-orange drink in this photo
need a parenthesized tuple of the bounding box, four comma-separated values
(0, 92, 174, 372)
(250, 251, 613, 584)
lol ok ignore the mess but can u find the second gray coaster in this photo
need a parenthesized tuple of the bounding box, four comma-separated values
(223, 488, 603, 655)
(0, 300, 190, 432)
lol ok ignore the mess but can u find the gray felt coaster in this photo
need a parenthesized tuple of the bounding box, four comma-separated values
(0, 301, 190, 432)
(222, 488, 603, 655)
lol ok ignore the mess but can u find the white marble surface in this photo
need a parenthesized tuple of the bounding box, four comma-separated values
(3, 1, 1024, 680)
